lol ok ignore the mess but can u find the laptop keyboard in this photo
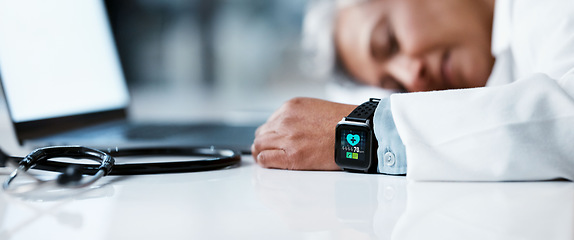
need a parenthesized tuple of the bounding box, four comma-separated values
(34, 121, 258, 153)
(125, 123, 257, 147)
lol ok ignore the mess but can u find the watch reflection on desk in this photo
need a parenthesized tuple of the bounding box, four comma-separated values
(254, 166, 574, 239)
(253, 167, 406, 239)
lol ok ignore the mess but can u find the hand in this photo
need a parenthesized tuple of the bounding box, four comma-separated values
(251, 97, 357, 170)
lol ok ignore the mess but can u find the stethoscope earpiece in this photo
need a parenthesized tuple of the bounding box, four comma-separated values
(57, 165, 84, 185)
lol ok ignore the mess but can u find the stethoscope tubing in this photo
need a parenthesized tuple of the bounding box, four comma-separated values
(2, 146, 241, 193)
(5, 147, 241, 175)
(30, 155, 240, 175)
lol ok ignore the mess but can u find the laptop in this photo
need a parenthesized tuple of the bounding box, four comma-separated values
(0, 0, 258, 153)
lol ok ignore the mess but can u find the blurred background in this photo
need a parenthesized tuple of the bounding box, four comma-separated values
(104, 0, 327, 123)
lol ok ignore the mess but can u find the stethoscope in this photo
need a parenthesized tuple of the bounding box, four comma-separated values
(0, 145, 241, 193)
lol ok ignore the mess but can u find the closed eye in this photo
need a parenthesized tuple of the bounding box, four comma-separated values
(370, 19, 399, 61)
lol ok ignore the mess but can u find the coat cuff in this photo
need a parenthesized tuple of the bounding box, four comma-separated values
(373, 97, 407, 175)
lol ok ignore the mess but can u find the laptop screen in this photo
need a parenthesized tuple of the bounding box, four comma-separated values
(0, 0, 129, 123)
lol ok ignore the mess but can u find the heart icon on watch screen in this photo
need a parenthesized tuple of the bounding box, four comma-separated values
(346, 134, 360, 146)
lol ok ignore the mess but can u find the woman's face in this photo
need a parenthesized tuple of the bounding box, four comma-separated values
(335, 0, 495, 92)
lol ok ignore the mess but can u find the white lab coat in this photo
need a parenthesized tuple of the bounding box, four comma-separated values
(389, 0, 574, 181)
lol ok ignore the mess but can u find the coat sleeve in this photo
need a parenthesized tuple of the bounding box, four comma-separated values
(380, 0, 574, 181)
(390, 71, 574, 181)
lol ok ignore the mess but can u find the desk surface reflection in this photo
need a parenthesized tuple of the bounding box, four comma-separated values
(1, 156, 572, 240)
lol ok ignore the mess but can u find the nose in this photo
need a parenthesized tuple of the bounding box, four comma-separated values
(385, 55, 427, 91)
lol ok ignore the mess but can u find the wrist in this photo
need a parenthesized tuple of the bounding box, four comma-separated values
(334, 97, 407, 175)
(334, 98, 380, 173)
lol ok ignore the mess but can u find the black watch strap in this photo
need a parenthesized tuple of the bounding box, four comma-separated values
(346, 98, 381, 123)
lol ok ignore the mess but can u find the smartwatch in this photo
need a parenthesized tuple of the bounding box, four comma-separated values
(335, 98, 380, 173)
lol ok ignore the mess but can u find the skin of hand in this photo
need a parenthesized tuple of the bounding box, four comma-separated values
(251, 97, 357, 171)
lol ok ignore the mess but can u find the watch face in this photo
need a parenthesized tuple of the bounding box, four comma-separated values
(335, 123, 372, 171)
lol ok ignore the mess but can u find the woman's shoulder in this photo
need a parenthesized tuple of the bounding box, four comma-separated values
(506, 0, 574, 80)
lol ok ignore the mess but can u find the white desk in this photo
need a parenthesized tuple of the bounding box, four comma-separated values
(1, 159, 573, 240)
(1, 92, 573, 240)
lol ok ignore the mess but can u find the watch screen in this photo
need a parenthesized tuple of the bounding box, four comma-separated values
(339, 129, 367, 161)
(335, 123, 373, 171)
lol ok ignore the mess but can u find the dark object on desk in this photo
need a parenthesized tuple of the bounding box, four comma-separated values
(23, 119, 258, 154)
(2, 146, 115, 193)
(2, 145, 241, 193)
(38, 146, 242, 175)
(10, 115, 257, 154)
